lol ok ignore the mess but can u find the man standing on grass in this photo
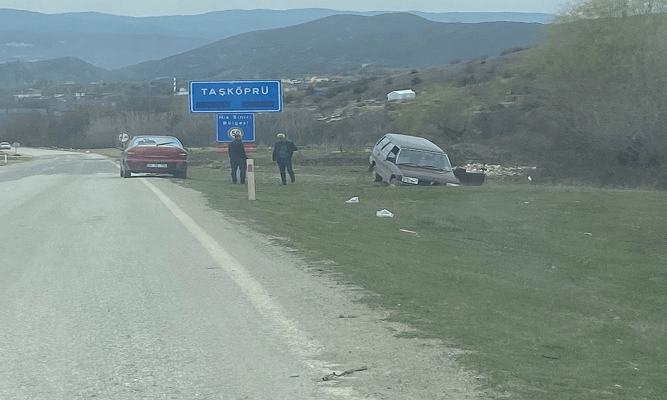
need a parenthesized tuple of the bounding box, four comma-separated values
(272, 133, 298, 185)
(228, 132, 248, 184)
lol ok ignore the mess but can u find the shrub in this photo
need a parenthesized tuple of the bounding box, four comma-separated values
(353, 84, 368, 94)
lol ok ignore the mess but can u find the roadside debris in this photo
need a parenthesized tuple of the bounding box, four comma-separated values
(399, 229, 419, 237)
(322, 366, 368, 381)
(345, 196, 359, 203)
(462, 163, 537, 177)
(376, 209, 394, 217)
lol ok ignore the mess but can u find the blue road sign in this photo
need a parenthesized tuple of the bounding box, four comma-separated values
(190, 80, 282, 113)
(216, 113, 255, 142)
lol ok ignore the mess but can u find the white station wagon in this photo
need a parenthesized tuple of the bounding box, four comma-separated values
(369, 133, 460, 186)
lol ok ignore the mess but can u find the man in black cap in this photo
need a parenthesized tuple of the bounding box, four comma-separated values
(228, 132, 247, 184)
(272, 133, 298, 185)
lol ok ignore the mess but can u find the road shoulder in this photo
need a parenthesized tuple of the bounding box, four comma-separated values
(149, 178, 491, 399)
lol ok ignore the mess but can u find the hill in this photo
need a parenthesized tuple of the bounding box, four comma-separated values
(412, 11, 552, 24)
(0, 57, 117, 87)
(0, 8, 551, 41)
(116, 13, 546, 81)
(0, 31, 209, 70)
(0, 13, 544, 88)
(0, 8, 550, 70)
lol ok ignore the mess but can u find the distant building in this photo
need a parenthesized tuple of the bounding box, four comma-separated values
(387, 89, 415, 101)
(14, 89, 42, 99)
(307, 76, 329, 83)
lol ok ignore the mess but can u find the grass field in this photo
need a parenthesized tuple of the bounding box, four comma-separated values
(169, 147, 666, 399)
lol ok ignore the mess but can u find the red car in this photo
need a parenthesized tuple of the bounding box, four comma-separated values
(120, 135, 189, 179)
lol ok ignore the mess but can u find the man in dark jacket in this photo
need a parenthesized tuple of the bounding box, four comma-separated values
(272, 133, 298, 185)
(228, 133, 248, 184)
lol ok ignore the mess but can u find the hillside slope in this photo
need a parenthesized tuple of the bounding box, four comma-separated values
(0, 57, 117, 87)
(116, 13, 546, 81)
(0, 31, 209, 70)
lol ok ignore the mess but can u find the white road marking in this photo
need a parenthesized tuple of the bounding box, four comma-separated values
(118, 168, 367, 398)
(139, 178, 323, 359)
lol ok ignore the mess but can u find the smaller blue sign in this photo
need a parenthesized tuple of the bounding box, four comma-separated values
(216, 113, 255, 142)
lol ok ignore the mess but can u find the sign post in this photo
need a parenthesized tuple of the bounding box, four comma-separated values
(189, 80, 284, 201)
(247, 159, 256, 201)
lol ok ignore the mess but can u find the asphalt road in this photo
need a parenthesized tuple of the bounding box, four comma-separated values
(0, 148, 486, 400)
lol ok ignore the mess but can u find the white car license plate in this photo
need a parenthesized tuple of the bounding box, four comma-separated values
(146, 163, 167, 168)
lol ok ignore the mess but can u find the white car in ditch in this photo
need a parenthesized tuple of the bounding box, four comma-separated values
(369, 133, 460, 186)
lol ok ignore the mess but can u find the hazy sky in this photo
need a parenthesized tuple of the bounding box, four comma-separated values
(5, 1, 567, 17)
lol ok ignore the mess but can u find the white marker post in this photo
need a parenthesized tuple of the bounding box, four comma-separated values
(247, 159, 256, 200)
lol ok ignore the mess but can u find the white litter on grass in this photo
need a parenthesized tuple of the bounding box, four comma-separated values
(399, 229, 419, 237)
(345, 197, 359, 203)
(376, 209, 394, 218)
(446, 183, 459, 187)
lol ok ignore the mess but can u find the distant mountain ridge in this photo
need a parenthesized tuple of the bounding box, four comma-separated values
(0, 8, 552, 40)
(116, 13, 546, 81)
(0, 31, 209, 70)
(0, 8, 550, 69)
(0, 12, 547, 87)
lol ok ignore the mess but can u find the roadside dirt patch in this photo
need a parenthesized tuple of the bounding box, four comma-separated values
(295, 271, 496, 399)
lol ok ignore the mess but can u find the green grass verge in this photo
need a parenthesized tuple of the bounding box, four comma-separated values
(177, 148, 667, 399)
